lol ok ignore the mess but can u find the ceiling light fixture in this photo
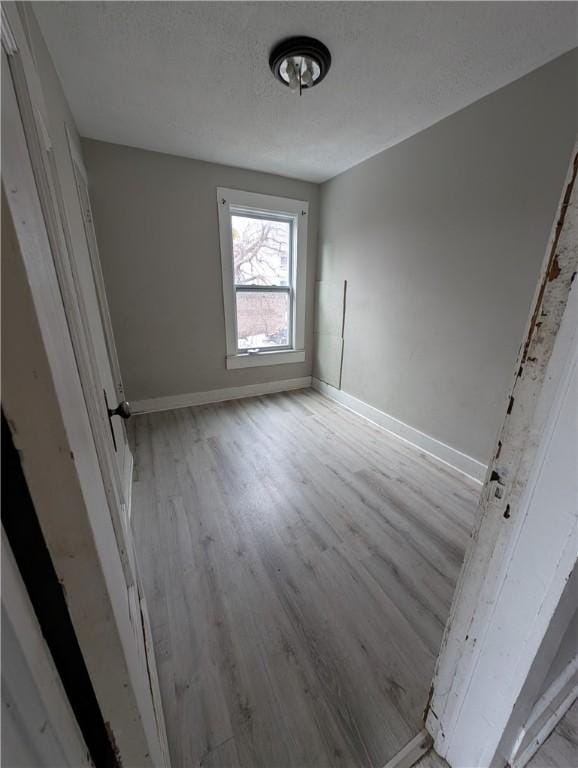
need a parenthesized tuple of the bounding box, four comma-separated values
(269, 36, 331, 95)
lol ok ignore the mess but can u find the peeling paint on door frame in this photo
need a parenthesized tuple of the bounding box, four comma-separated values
(425, 144, 578, 765)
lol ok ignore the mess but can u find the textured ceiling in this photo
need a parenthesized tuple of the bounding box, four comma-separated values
(34, 2, 577, 182)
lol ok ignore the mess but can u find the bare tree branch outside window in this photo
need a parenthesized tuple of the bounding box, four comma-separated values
(232, 216, 290, 285)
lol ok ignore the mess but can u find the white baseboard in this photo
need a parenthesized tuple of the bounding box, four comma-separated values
(312, 378, 487, 484)
(131, 376, 312, 414)
(381, 729, 433, 768)
(510, 658, 578, 768)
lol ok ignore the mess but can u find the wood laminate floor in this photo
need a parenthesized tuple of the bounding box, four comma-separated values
(130, 389, 479, 768)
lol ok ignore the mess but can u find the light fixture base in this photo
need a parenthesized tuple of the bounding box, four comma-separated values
(269, 36, 331, 91)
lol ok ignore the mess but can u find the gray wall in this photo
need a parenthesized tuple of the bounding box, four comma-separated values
(318, 50, 577, 464)
(83, 140, 319, 401)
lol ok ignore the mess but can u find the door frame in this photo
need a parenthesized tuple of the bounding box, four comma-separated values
(1, 9, 170, 766)
(426, 145, 578, 766)
(1, 4, 134, 582)
(2, 533, 91, 767)
(2, 407, 120, 766)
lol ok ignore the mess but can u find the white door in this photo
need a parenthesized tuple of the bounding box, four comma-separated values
(2, 6, 170, 764)
(67, 141, 133, 515)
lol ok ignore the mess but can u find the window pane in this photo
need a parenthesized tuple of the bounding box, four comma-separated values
(231, 215, 290, 286)
(236, 291, 290, 349)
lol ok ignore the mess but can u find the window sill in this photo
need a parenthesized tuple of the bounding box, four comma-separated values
(226, 349, 305, 370)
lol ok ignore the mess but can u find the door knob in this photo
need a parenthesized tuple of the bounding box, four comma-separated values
(108, 400, 131, 420)
(103, 391, 130, 453)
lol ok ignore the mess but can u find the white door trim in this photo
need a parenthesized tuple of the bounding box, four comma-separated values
(426, 147, 578, 766)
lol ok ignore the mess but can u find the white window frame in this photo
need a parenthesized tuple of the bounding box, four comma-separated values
(217, 187, 308, 369)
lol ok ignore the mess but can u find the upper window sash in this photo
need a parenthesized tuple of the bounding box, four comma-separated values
(231, 209, 295, 291)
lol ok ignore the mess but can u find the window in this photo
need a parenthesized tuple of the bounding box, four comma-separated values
(217, 188, 308, 369)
